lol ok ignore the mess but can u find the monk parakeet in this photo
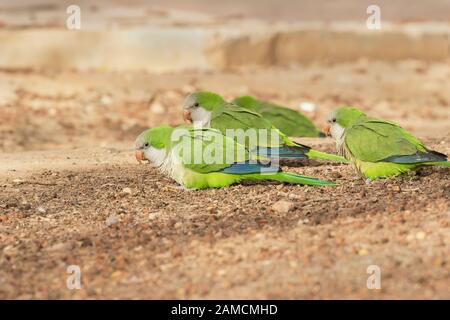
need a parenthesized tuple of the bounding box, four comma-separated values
(181, 92, 347, 164)
(134, 125, 337, 189)
(325, 106, 450, 179)
(232, 95, 324, 138)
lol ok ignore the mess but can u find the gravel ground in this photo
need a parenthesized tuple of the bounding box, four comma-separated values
(0, 61, 449, 299)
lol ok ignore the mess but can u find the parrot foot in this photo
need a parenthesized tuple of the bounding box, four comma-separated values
(364, 178, 373, 185)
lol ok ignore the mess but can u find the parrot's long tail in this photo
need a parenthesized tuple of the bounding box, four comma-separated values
(304, 149, 348, 163)
(244, 172, 337, 186)
(427, 161, 450, 167)
(255, 145, 347, 163)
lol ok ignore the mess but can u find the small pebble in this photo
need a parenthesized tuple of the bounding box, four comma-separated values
(174, 222, 183, 229)
(36, 206, 47, 214)
(121, 187, 132, 195)
(271, 200, 294, 214)
(100, 94, 113, 106)
(298, 102, 316, 112)
(149, 101, 165, 114)
(106, 215, 119, 227)
(415, 231, 426, 240)
(358, 248, 369, 256)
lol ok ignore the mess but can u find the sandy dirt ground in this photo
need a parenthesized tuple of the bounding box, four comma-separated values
(0, 59, 449, 299)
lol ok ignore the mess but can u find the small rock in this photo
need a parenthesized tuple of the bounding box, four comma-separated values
(149, 101, 165, 114)
(288, 193, 306, 201)
(174, 222, 183, 229)
(298, 102, 316, 112)
(36, 206, 47, 214)
(330, 171, 342, 179)
(415, 231, 426, 240)
(100, 94, 113, 106)
(6, 199, 18, 208)
(106, 215, 119, 227)
(12, 179, 24, 185)
(121, 187, 132, 195)
(149, 211, 162, 220)
(358, 248, 369, 256)
(3, 245, 18, 257)
(80, 237, 93, 247)
(20, 201, 31, 210)
(271, 200, 294, 214)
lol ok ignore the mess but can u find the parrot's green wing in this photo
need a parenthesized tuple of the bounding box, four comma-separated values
(258, 103, 322, 137)
(171, 127, 337, 187)
(345, 118, 445, 163)
(211, 103, 273, 131)
(210, 103, 287, 148)
(173, 127, 271, 174)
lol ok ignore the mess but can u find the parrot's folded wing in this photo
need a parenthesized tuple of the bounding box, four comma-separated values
(218, 161, 280, 174)
(211, 103, 273, 131)
(174, 127, 276, 174)
(345, 119, 429, 163)
(260, 104, 316, 129)
(211, 103, 287, 148)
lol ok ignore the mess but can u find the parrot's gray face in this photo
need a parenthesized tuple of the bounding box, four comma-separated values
(134, 135, 167, 166)
(182, 95, 212, 126)
(144, 147, 167, 167)
(330, 123, 345, 144)
(326, 111, 346, 150)
(134, 134, 150, 163)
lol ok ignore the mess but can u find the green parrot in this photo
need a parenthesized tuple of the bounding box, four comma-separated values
(181, 92, 347, 164)
(325, 106, 450, 179)
(232, 95, 325, 138)
(134, 125, 337, 189)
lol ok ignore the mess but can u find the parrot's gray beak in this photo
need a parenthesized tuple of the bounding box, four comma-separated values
(135, 150, 146, 163)
(183, 110, 192, 123)
(323, 124, 331, 137)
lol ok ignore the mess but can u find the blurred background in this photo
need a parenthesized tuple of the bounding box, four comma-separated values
(0, 0, 449, 152)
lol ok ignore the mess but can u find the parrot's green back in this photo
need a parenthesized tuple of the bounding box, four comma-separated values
(259, 105, 323, 137)
(209, 102, 289, 148)
(233, 96, 323, 137)
(171, 127, 251, 174)
(208, 102, 346, 163)
(342, 116, 449, 178)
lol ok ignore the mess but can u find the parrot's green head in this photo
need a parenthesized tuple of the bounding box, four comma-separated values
(232, 96, 261, 111)
(182, 91, 225, 125)
(326, 107, 366, 142)
(135, 125, 174, 165)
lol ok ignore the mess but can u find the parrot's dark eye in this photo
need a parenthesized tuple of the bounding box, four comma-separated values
(144, 142, 150, 148)
(332, 118, 336, 123)
(193, 102, 199, 107)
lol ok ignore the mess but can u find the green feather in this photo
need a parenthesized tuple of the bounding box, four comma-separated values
(428, 161, 450, 167)
(345, 118, 428, 162)
(233, 96, 323, 137)
(139, 125, 338, 189)
(242, 172, 337, 186)
(186, 92, 345, 163)
(334, 107, 449, 178)
(137, 125, 173, 149)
